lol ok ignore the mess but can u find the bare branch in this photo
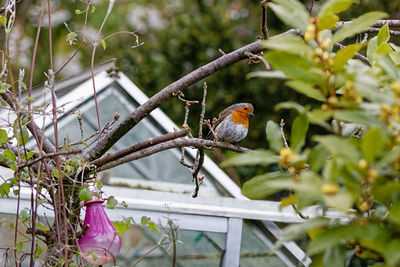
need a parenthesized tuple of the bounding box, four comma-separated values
(85, 39, 264, 161)
(192, 149, 204, 198)
(335, 19, 400, 30)
(260, 0, 269, 39)
(96, 138, 250, 171)
(90, 129, 190, 167)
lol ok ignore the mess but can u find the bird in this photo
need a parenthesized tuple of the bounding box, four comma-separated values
(210, 103, 254, 143)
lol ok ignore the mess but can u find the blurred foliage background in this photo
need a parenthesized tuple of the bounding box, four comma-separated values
(3, 0, 400, 183)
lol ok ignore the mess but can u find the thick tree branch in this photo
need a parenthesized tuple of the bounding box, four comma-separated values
(85, 40, 263, 161)
(96, 138, 250, 171)
(90, 128, 190, 167)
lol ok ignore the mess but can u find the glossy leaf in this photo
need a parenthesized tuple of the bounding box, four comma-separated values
(262, 34, 313, 56)
(333, 43, 364, 71)
(332, 11, 388, 43)
(323, 245, 347, 267)
(290, 112, 309, 152)
(361, 128, 384, 163)
(78, 188, 92, 201)
(0, 129, 7, 146)
(377, 23, 390, 45)
(242, 171, 291, 199)
(375, 43, 393, 55)
(313, 135, 360, 163)
(367, 36, 378, 63)
(269, 0, 309, 32)
(246, 70, 286, 80)
(265, 51, 325, 86)
(221, 150, 279, 167)
(318, 0, 354, 30)
(318, 0, 354, 18)
(266, 121, 284, 153)
(285, 80, 325, 102)
(333, 110, 382, 127)
(36, 221, 50, 232)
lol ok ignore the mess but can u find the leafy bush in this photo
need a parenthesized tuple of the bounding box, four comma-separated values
(226, 0, 400, 265)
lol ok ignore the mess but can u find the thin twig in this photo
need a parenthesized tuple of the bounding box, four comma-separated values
(280, 119, 289, 148)
(192, 149, 204, 198)
(260, 0, 269, 39)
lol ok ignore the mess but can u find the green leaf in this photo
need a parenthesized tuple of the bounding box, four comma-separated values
(78, 188, 92, 201)
(269, 0, 309, 32)
(0, 16, 6, 26)
(290, 112, 309, 152)
(332, 11, 388, 43)
(13, 120, 29, 146)
(377, 23, 390, 45)
(101, 39, 106, 50)
(221, 150, 279, 167)
(274, 102, 305, 113)
(285, 81, 325, 102)
(51, 168, 60, 179)
(113, 221, 130, 236)
(333, 43, 364, 71)
(262, 34, 313, 56)
(246, 70, 286, 79)
(318, 12, 339, 31)
(367, 36, 378, 63)
(282, 218, 329, 241)
(266, 121, 284, 153)
(384, 239, 400, 266)
(361, 128, 384, 163)
(0, 182, 11, 197)
(318, 0, 354, 30)
(375, 43, 393, 55)
(16, 241, 23, 252)
(34, 246, 43, 259)
(313, 135, 360, 163)
(0, 129, 8, 146)
(107, 196, 118, 209)
(318, 0, 354, 18)
(323, 245, 347, 267)
(3, 149, 16, 162)
(36, 221, 50, 232)
(242, 171, 291, 199)
(148, 221, 157, 232)
(389, 51, 400, 66)
(265, 51, 326, 86)
(141, 216, 149, 226)
(323, 191, 353, 211)
(20, 208, 31, 223)
(333, 110, 382, 127)
(308, 144, 330, 172)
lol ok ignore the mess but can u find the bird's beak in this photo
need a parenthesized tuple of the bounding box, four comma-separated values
(249, 112, 254, 117)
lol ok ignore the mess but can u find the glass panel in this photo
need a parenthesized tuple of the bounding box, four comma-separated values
(240, 222, 286, 267)
(49, 84, 208, 185)
(114, 226, 225, 267)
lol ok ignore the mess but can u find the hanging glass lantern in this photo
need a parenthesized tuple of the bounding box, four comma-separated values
(78, 198, 121, 265)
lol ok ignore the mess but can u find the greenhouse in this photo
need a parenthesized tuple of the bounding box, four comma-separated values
(0, 64, 313, 266)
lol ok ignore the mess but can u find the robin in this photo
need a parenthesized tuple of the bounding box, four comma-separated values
(210, 103, 254, 143)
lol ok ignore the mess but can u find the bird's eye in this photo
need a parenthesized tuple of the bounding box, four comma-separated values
(244, 107, 248, 110)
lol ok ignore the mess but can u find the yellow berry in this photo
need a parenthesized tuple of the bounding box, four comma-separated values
(358, 159, 368, 169)
(321, 183, 340, 195)
(359, 201, 370, 212)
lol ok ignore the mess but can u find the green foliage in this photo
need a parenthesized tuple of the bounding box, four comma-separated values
(223, 0, 400, 265)
(78, 188, 92, 201)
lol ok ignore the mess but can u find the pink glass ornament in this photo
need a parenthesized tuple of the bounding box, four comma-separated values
(78, 199, 121, 265)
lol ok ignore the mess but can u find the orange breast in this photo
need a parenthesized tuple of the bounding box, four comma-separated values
(230, 110, 249, 128)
